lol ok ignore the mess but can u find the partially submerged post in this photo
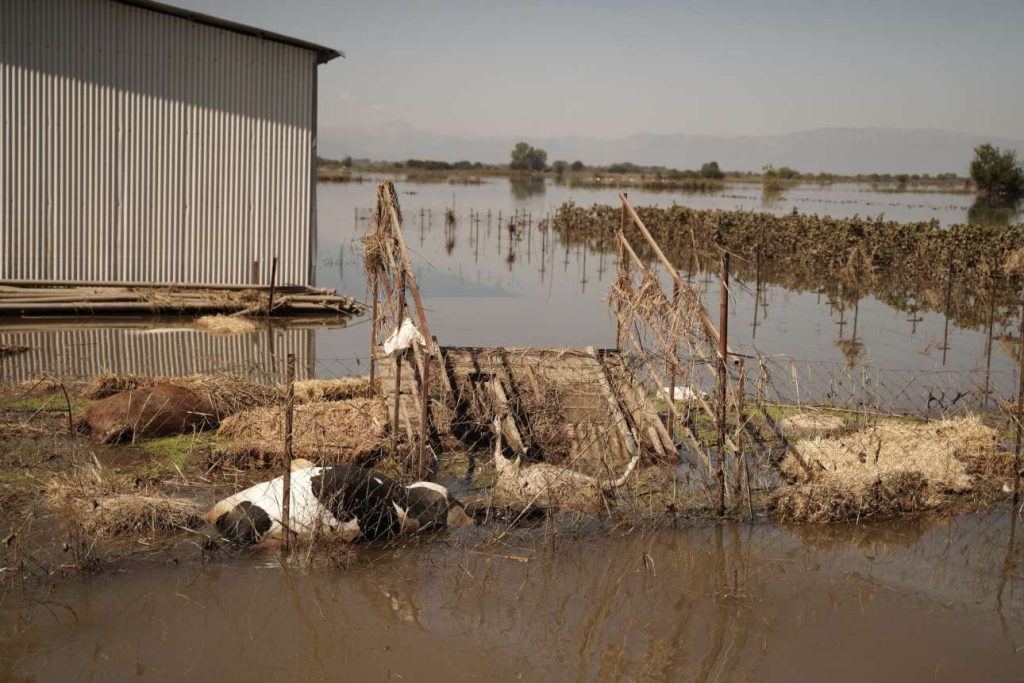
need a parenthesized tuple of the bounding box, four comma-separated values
(716, 251, 730, 517)
(1015, 296, 1024, 506)
(282, 352, 295, 553)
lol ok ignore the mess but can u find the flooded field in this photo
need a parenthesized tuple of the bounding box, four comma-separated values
(2, 178, 1023, 681)
(312, 177, 1022, 404)
(2, 177, 1019, 393)
(2, 512, 1021, 681)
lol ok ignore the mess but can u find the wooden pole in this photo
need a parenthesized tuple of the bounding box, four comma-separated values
(737, 359, 753, 519)
(985, 276, 996, 409)
(266, 256, 278, 318)
(282, 353, 295, 553)
(368, 275, 379, 397)
(942, 249, 954, 366)
(1014, 295, 1024, 507)
(668, 279, 680, 435)
(716, 251, 730, 517)
(619, 193, 730, 359)
(616, 194, 627, 351)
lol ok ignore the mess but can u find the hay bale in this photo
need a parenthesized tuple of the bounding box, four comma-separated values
(771, 415, 1003, 523)
(45, 467, 201, 536)
(194, 315, 258, 335)
(778, 412, 846, 436)
(216, 397, 388, 465)
(293, 377, 373, 403)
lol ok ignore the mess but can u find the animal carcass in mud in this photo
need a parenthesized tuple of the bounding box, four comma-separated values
(490, 417, 640, 513)
(81, 383, 218, 443)
(205, 459, 474, 547)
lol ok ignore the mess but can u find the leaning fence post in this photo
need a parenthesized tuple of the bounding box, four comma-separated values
(282, 353, 295, 553)
(716, 251, 730, 517)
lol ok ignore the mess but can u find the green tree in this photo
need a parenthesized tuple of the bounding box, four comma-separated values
(510, 142, 548, 171)
(970, 144, 1024, 202)
(341, 155, 353, 168)
(699, 161, 724, 179)
(570, 160, 585, 172)
(551, 160, 568, 177)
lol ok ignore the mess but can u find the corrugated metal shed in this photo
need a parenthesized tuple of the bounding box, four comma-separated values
(1, 0, 341, 286)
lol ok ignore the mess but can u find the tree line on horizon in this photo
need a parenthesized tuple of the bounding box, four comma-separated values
(322, 141, 1024, 202)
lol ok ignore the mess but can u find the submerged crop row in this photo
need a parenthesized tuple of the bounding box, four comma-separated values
(552, 202, 1024, 329)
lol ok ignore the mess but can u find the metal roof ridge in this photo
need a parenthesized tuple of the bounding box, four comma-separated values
(111, 0, 344, 63)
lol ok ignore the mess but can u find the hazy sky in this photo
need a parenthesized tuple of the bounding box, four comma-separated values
(172, 0, 1024, 140)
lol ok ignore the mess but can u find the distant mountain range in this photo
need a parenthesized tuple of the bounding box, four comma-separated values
(318, 123, 1024, 176)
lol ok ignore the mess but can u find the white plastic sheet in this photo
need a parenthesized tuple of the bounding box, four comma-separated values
(382, 317, 427, 356)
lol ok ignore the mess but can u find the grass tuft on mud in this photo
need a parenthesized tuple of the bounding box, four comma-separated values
(44, 465, 202, 536)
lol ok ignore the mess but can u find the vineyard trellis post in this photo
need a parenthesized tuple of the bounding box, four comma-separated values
(365, 181, 437, 478)
(612, 193, 737, 514)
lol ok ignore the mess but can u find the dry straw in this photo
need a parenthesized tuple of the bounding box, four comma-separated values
(772, 415, 1008, 522)
(45, 465, 201, 536)
(215, 397, 389, 466)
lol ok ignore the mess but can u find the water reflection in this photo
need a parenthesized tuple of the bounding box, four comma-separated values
(509, 175, 546, 201)
(0, 320, 318, 383)
(2, 513, 1020, 681)
(967, 196, 1022, 226)
(319, 178, 1021, 408)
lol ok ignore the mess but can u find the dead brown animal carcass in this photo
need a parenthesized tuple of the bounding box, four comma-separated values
(81, 384, 218, 443)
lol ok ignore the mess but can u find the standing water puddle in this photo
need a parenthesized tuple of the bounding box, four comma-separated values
(1, 512, 1021, 681)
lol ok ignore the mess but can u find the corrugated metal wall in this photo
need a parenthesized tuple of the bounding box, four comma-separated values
(0, 326, 314, 383)
(1, 0, 316, 285)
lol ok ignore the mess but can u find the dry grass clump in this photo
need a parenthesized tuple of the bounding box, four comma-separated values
(82, 372, 279, 415)
(772, 472, 930, 524)
(16, 376, 64, 393)
(771, 415, 1004, 523)
(44, 465, 201, 536)
(193, 314, 258, 335)
(216, 397, 389, 466)
(292, 376, 374, 403)
(1004, 246, 1024, 277)
(778, 412, 846, 436)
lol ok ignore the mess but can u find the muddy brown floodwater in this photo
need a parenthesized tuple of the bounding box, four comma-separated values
(2, 512, 1021, 681)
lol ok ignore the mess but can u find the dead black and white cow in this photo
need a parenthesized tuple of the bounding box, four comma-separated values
(205, 459, 473, 546)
